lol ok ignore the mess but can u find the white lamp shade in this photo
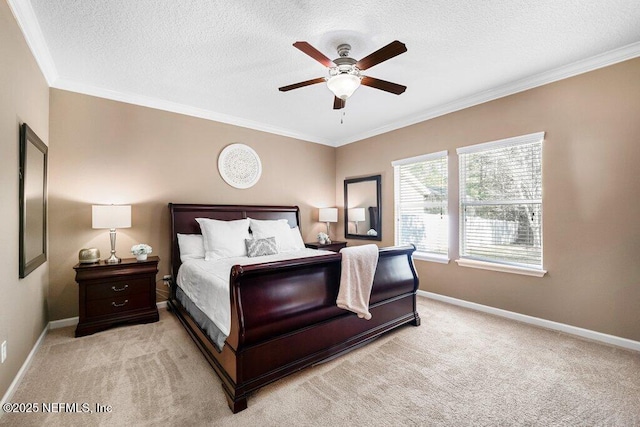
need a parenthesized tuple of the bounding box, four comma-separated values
(348, 208, 366, 222)
(92, 205, 131, 229)
(327, 74, 360, 100)
(319, 208, 338, 223)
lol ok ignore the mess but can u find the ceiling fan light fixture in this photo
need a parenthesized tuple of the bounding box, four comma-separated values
(327, 73, 361, 100)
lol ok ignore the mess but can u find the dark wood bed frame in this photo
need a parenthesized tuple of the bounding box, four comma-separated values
(168, 203, 420, 413)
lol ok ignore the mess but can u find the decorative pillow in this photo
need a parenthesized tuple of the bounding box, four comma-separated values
(177, 233, 205, 262)
(195, 218, 251, 261)
(248, 218, 297, 252)
(289, 226, 306, 250)
(245, 237, 278, 257)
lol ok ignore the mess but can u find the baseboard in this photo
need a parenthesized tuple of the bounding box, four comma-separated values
(418, 290, 640, 352)
(48, 316, 79, 329)
(0, 324, 48, 409)
(49, 301, 168, 330)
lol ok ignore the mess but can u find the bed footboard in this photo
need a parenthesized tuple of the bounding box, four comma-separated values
(209, 245, 418, 412)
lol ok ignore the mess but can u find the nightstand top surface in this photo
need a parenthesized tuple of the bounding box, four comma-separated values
(74, 256, 159, 270)
(304, 241, 347, 251)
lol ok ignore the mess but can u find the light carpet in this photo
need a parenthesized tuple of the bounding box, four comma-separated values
(1, 297, 639, 426)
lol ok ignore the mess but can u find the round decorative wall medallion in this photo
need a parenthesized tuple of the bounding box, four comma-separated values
(218, 143, 262, 189)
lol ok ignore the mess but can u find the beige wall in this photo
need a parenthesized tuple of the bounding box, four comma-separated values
(48, 89, 336, 320)
(0, 1, 50, 398)
(337, 58, 640, 342)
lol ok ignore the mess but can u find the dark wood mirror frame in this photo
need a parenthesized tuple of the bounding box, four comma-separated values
(344, 174, 382, 241)
(19, 123, 48, 278)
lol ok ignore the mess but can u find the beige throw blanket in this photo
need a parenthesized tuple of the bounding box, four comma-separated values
(336, 244, 379, 320)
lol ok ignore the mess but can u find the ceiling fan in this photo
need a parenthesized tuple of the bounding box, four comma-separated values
(278, 40, 407, 110)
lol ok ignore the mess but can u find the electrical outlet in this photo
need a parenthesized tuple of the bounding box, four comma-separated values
(1, 341, 6, 363)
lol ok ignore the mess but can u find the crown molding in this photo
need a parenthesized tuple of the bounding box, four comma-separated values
(9, 0, 640, 148)
(59, 35, 639, 149)
(52, 79, 335, 146)
(7, 0, 58, 85)
(334, 40, 640, 146)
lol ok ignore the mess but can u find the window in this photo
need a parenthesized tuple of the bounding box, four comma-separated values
(457, 132, 545, 275)
(392, 151, 448, 262)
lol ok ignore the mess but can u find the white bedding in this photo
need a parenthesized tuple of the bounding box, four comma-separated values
(177, 248, 334, 338)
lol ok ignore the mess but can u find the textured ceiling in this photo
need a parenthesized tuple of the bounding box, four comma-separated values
(11, 0, 640, 146)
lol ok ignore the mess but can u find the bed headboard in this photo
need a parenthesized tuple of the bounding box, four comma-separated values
(168, 203, 301, 279)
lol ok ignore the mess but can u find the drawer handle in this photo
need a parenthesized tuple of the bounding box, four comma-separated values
(112, 300, 129, 308)
(111, 284, 129, 292)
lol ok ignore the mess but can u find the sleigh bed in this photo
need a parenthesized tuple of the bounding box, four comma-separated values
(168, 203, 420, 413)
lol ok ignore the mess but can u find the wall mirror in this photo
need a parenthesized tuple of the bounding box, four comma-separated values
(344, 174, 382, 241)
(19, 123, 48, 278)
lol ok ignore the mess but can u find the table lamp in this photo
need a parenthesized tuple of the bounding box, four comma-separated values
(92, 205, 131, 263)
(318, 208, 338, 237)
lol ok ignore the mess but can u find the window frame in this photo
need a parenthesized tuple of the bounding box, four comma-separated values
(392, 150, 449, 264)
(456, 132, 547, 277)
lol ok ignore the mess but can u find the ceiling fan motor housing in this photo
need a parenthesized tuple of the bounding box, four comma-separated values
(330, 45, 360, 81)
(332, 43, 359, 74)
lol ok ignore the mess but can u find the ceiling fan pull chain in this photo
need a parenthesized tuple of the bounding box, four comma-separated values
(341, 111, 346, 125)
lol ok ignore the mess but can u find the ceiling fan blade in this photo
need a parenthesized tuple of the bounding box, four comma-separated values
(356, 40, 407, 70)
(278, 77, 326, 92)
(333, 97, 345, 110)
(293, 41, 334, 67)
(361, 76, 407, 95)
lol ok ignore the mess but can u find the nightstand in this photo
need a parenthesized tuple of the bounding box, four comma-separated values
(305, 241, 347, 252)
(74, 256, 160, 337)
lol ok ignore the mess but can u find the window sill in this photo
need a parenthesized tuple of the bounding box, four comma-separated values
(455, 258, 546, 277)
(413, 253, 450, 264)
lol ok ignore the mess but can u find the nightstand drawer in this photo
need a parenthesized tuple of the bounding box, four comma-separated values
(86, 293, 151, 318)
(86, 278, 149, 301)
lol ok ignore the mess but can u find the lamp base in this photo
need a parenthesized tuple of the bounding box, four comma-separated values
(105, 228, 121, 263)
(105, 254, 121, 264)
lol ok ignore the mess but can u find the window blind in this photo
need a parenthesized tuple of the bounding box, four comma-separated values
(393, 151, 448, 256)
(457, 132, 544, 268)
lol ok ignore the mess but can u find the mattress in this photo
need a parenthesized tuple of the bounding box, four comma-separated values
(176, 286, 227, 351)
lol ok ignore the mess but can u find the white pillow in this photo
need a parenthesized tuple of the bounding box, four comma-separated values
(289, 226, 306, 250)
(196, 218, 251, 261)
(249, 218, 297, 252)
(177, 233, 205, 262)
